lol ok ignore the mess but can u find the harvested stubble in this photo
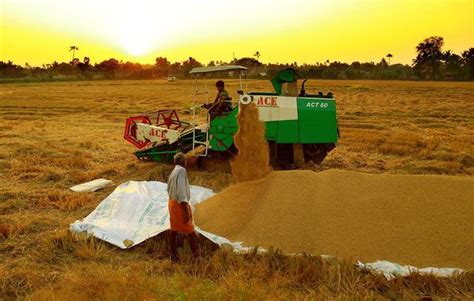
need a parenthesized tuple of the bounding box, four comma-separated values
(195, 169, 474, 270)
(230, 103, 271, 182)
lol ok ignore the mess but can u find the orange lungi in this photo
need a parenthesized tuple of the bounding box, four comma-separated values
(168, 199, 194, 234)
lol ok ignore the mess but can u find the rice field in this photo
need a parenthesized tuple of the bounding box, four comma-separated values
(0, 79, 473, 299)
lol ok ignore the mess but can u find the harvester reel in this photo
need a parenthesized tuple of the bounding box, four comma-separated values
(124, 115, 152, 149)
(239, 94, 253, 105)
(155, 109, 182, 129)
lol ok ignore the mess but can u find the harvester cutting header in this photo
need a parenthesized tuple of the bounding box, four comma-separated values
(124, 66, 339, 167)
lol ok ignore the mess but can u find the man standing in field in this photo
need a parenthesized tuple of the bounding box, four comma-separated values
(167, 152, 200, 261)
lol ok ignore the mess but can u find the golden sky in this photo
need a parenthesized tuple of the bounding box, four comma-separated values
(0, 0, 472, 66)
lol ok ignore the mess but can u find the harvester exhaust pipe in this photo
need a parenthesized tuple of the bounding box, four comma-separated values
(299, 79, 308, 97)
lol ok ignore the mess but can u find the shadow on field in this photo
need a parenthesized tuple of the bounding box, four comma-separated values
(133, 230, 220, 259)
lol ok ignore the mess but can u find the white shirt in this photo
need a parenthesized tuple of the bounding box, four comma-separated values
(167, 165, 191, 203)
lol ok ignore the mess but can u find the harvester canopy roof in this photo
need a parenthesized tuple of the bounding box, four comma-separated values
(189, 65, 247, 74)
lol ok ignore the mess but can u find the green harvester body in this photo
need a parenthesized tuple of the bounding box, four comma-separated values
(126, 68, 339, 165)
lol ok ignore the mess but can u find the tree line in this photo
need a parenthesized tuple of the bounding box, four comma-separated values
(1, 36, 472, 81)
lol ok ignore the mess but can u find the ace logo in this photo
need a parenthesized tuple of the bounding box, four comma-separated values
(149, 128, 167, 139)
(256, 96, 278, 107)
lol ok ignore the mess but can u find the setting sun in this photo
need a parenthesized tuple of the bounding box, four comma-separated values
(92, 1, 171, 57)
(113, 15, 158, 57)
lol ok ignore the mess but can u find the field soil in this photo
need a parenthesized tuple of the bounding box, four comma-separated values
(0, 79, 473, 299)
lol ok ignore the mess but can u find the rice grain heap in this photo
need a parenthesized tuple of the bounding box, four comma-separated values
(195, 170, 474, 270)
(230, 103, 271, 182)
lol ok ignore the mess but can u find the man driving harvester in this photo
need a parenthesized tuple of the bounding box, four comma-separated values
(203, 80, 232, 118)
(167, 152, 200, 261)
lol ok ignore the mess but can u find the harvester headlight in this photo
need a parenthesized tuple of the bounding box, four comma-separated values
(239, 94, 253, 105)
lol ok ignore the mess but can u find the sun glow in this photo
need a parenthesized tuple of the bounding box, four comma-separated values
(102, 2, 170, 57)
(119, 33, 153, 57)
(112, 15, 159, 57)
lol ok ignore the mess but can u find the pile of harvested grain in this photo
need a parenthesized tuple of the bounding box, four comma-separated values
(230, 103, 271, 182)
(195, 170, 474, 270)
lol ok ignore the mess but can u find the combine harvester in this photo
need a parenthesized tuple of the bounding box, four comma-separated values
(124, 66, 339, 167)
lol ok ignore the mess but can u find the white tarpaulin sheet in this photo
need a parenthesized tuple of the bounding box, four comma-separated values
(356, 260, 465, 280)
(70, 181, 464, 279)
(70, 181, 241, 249)
(70, 178, 113, 192)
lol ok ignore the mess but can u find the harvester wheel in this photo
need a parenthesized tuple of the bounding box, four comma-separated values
(196, 152, 232, 173)
(268, 143, 295, 169)
(303, 143, 335, 164)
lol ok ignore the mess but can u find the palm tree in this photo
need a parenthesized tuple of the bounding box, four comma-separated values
(69, 45, 79, 62)
(386, 53, 393, 65)
(254, 51, 261, 60)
